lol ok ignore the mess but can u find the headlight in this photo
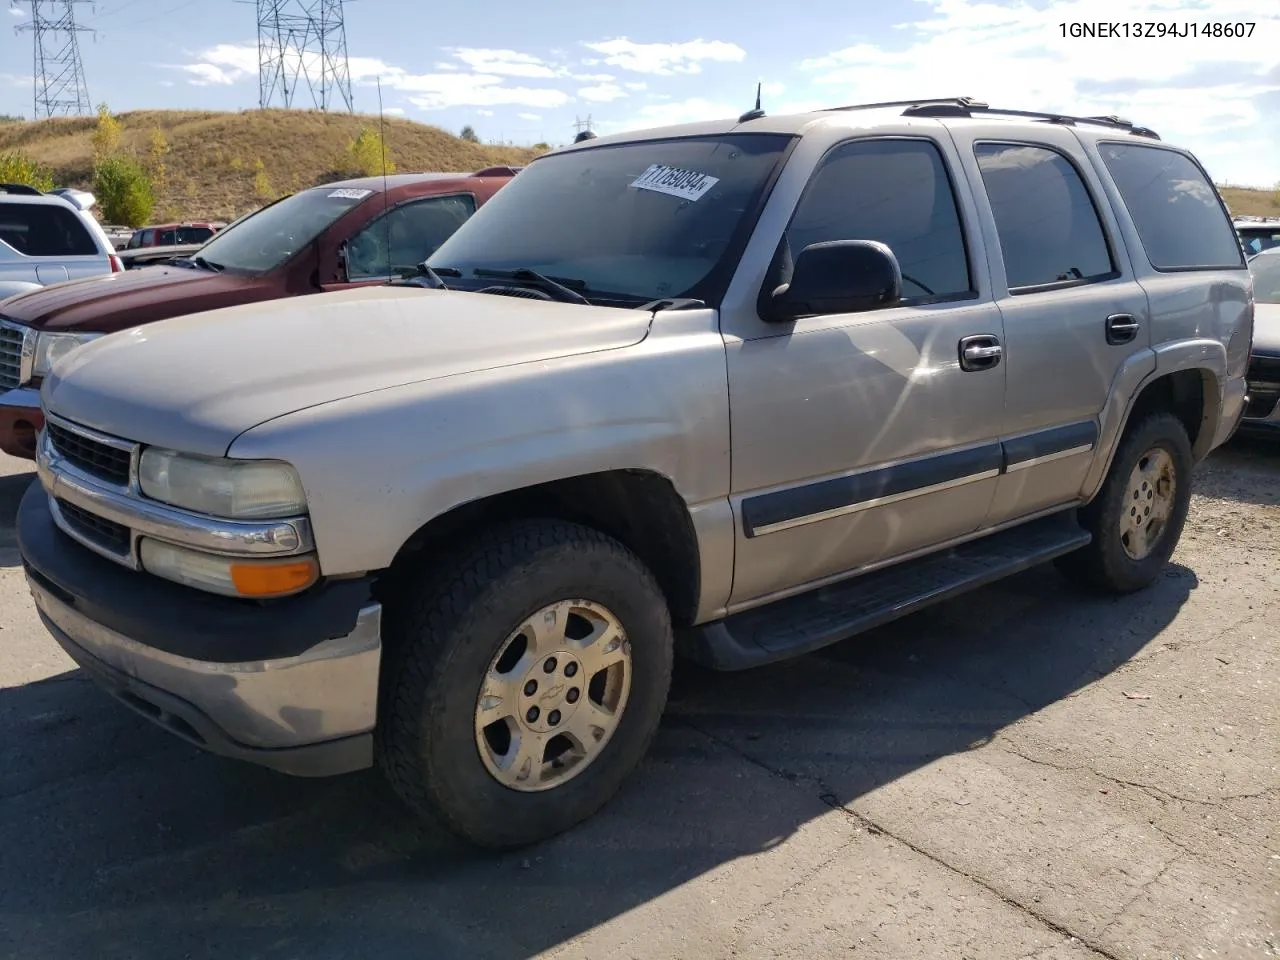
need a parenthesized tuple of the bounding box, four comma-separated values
(140, 538, 319, 598)
(139, 448, 307, 519)
(33, 331, 102, 379)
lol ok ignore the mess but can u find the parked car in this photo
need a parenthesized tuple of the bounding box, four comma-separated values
(1, 183, 122, 302)
(124, 221, 222, 250)
(1234, 217, 1280, 257)
(1238, 246, 1280, 436)
(99, 223, 135, 251)
(16, 98, 1251, 849)
(118, 242, 210, 270)
(0, 167, 515, 457)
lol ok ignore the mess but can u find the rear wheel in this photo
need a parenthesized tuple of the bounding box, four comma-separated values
(1055, 412, 1193, 593)
(378, 519, 673, 849)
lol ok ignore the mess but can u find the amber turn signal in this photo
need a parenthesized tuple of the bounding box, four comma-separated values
(230, 557, 320, 597)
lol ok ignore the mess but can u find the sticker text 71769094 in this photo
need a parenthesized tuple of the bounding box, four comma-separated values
(630, 164, 720, 202)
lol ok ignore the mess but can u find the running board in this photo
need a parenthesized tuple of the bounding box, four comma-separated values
(680, 511, 1091, 671)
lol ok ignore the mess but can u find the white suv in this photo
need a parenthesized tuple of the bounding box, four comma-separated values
(0, 185, 121, 301)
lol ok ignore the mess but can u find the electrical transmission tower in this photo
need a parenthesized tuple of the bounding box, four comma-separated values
(255, 0, 353, 112)
(14, 0, 94, 119)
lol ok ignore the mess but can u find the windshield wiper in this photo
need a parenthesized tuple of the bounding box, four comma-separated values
(390, 261, 452, 290)
(175, 255, 224, 273)
(473, 267, 591, 305)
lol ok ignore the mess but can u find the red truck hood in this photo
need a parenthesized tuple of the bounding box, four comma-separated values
(0, 266, 274, 333)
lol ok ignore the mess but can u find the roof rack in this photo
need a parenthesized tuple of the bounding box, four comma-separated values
(820, 97, 1160, 140)
(899, 101, 1161, 139)
(0, 183, 44, 196)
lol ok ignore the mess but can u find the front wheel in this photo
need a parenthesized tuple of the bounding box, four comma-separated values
(1055, 412, 1194, 594)
(377, 519, 673, 849)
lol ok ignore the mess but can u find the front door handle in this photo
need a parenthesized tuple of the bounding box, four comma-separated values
(959, 334, 1002, 372)
(1106, 313, 1140, 345)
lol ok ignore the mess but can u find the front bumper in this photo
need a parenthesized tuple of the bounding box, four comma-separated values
(0, 387, 44, 460)
(1238, 353, 1280, 438)
(17, 479, 382, 777)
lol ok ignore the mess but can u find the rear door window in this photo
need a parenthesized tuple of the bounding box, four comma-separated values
(176, 226, 214, 244)
(0, 204, 99, 257)
(157, 229, 177, 245)
(1098, 142, 1244, 271)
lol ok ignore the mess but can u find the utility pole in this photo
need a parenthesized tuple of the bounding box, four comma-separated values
(14, 0, 93, 118)
(254, 0, 353, 112)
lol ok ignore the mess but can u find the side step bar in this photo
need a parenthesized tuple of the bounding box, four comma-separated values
(679, 511, 1091, 671)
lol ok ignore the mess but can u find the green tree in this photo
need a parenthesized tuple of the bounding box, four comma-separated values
(345, 127, 395, 176)
(93, 155, 155, 227)
(459, 124, 479, 143)
(91, 103, 122, 162)
(0, 151, 55, 191)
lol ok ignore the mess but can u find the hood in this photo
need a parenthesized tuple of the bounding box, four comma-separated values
(0, 266, 270, 332)
(1253, 302, 1280, 356)
(42, 285, 653, 457)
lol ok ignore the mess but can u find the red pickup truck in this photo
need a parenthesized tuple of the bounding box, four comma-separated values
(0, 166, 517, 458)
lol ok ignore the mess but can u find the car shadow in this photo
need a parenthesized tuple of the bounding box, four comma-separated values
(1194, 435, 1280, 508)
(0, 544, 1198, 959)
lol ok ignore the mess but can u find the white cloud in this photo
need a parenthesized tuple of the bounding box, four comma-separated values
(383, 106, 405, 115)
(518, 112, 542, 121)
(435, 62, 459, 71)
(7, 7, 22, 16)
(604, 96, 739, 131)
(392, 72, 570, 110)
(582, 37, 746, 76)
(578, 82, 627, 102)
(476, 108, 494, 116)
(159, 80, 175, 88)
(0, 72, 30, 89)
(798, 0, 1280, 184)
(449, 48, 557, 79)
(572, 72, 614, 83)
(625, 81, 647, 92)
(182, 62, 239, 86)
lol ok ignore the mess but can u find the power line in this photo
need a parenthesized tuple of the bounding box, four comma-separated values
(13, 0, 94, 118)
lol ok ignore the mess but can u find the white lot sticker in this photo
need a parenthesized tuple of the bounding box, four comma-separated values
(630, 164, 720, 202)
(328, 188, 374, 199)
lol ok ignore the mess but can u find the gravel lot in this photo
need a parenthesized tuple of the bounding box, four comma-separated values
(0, 441, 1276, 960)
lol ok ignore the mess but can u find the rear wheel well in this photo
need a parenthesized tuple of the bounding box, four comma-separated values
(1124, 369, 1211, 456)
(383, 470, 701, 627)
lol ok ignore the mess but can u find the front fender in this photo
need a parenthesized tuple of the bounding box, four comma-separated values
(227, 312, 733, 579)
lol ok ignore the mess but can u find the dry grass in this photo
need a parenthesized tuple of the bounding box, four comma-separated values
(0, 109, 542, 221)
(1219, 185, 1280, 218)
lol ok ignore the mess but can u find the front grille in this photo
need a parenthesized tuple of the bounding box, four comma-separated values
(0, 322, 26, 390)
(47, 421, 132, 486)
(56, 498, 131, 554)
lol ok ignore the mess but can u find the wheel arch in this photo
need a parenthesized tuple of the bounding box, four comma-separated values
(382, 468, 703, 628)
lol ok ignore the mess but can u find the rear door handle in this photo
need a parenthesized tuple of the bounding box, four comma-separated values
(1105, 313, 1140, 345)
(959, 334, 1002, 372)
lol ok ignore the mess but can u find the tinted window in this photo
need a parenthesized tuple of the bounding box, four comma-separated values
(785, 138, 972, 301)
(1250, 251, 1280, 304)
(347, 194, 476, 280)
(1099, 143, 1244, 270)
(974, 142, 1114, 290)
(195, 187, 371, 274)
(176, 226, 214, 244)
(1239, 228, 1280, 257)
(0, 204, 98, 257)
(157, 229, 176, 245)
(140, 230, 155, 246)
(428, 133, 793, 306)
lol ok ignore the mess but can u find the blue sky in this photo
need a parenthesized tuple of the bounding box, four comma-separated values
(2, 0, 1278, 186)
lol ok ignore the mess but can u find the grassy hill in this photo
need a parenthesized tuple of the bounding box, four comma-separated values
(1219, 185, 1279, 218)
(0, 109, 543, 222)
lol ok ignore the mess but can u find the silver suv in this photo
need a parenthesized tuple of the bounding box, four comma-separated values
(0, 184, 121, 301)
(17, 97, 1253, 850)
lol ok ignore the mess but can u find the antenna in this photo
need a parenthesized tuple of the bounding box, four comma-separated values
(738, 81, 765, 123)
(376, 75, 391, 280)
(252, 0, 353, 112)
(15, 0, 94, 118)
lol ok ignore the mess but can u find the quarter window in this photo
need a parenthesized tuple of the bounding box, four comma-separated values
(346, 194, 477, 280)
(974, 142, 1115, 290)
(1098, 142, 1245, 270)
(0, 204, 98, 257)
(784, 138, 973, 301)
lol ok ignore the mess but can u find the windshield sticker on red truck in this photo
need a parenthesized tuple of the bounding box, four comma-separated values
(327, 188, 374, 200)
(630, 164, 720, 202)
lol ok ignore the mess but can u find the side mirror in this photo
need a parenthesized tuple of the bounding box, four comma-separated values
(762, 239, 902, 322)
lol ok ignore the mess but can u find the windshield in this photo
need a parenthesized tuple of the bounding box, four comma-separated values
(196, 186, 373, 273)
(426, 133, 794, 305)
(1251, 251, 1280, 303)
(1239, 227, 1280, 257)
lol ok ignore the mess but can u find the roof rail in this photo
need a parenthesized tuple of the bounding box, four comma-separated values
(0, 183, 44, 196)
(822, 96, 989, 115)
(900, 102, 1161, 139)
(472, 165, 522, 177)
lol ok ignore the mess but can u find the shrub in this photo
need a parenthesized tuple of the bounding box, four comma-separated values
(0, 151, 55, 191)
(93, 155, 155, 227)
(91, 103, 122, 163)
(459, 125, 479, 143)
(345, 127, 395, 177)
(252, 158, 273, 201)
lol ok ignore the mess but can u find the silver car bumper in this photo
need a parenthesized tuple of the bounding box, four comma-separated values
(29, 574, 382, 777)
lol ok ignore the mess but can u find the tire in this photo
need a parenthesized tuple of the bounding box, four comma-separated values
(1055, 411, 1194, 594)
(377, 518, 674, 849)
